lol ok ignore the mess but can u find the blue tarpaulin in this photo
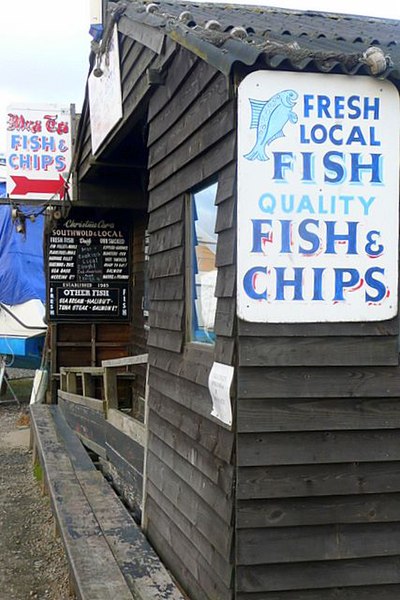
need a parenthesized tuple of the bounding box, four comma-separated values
(0, 204, 45, 305)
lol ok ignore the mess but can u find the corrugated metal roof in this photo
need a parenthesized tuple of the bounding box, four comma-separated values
(112, 0, 400, 82)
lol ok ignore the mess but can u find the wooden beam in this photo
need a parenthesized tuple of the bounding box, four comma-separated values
(102, 354, 148, 368)
(104, 367, 118, 412)
(82, 373, 95, 398)
(66, 372, 78, 395)
(58, 390, 106, 414)
(107, 408, 146, 447)
(60, 367, 104, 375)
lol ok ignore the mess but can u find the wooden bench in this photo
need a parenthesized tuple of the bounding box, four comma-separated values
(30, 403, 186, 600)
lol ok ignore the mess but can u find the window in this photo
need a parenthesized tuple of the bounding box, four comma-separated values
(188, 182, 218, 343)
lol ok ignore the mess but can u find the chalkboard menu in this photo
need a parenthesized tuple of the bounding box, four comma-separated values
(47, 213, 131, 321)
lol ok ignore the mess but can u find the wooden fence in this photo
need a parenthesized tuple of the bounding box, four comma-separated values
(58, 354, 149, 516)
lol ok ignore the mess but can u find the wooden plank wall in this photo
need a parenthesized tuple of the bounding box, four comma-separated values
(58, 395, 106, 457)
(145, 47, 236, 600)
(72, 24, 400, 597)
(52, 322, 134, 367)
(49, 322, 133, 402)
(57, 395, 144, 518)
(236, 260, 400, 593)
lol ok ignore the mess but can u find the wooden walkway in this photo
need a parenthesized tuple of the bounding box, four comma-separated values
(30, 403, 186, 600)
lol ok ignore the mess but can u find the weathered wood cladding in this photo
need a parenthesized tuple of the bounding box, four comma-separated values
(237, 310, 400, 590)
(239, 336, 399, 366)
(70, 15, 400, 599)
(237, 556, 400, 594)
(51, 322, 134, 371)
(237, 318, 399, 368)
(57, 394, 144, 515)
(145, 47, 236, 600)
(58, 395, 106, 457)
(235, 450, 400, 594)
(104, 421, 144, 513)
(231, 59, 400, 598)
(235, 585, 400, 600)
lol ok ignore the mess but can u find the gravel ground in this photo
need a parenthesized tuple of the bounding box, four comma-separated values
(0, 402, 75, 600)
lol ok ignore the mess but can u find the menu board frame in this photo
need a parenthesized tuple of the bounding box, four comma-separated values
(47, 209, 132, 322)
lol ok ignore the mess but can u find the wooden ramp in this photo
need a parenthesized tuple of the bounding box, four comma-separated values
(30, 403, 186, 600)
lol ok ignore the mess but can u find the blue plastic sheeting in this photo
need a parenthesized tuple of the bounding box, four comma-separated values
(0, 334, 45, 369)
(0, 205, 45, 304)
(89, 23, 103, 41)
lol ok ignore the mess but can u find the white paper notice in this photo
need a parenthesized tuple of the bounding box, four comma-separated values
(208, 362, 234, 427)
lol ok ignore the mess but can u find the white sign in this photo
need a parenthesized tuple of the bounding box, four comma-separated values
(89, 24, 123, 154)
(90, 0, 102, 26)
(6, 104, 72, 201)
(208, 362, 234, 427)
(237, 72, 400, 323)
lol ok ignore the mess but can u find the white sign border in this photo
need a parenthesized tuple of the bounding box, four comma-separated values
(237, 71, 400, 324)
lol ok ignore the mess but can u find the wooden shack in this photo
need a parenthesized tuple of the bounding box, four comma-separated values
(50, 1, 400, 598)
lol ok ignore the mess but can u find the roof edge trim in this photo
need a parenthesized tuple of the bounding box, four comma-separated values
(119, 15, 165, 54)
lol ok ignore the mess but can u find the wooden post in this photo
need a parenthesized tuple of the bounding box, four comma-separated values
(104, 367, 118, 413)
(91, 324, 96, 366)
(49, 324, 58, 404)
(60, 371, 67, 392)
(82, 372, 95, 398)
(66, 371, 78, 395)
(141, 362, 150, 532)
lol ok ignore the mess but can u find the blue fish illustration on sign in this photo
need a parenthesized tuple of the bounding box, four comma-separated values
(244, 89, 298, 161)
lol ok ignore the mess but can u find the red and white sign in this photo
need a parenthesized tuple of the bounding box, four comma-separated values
(6, 104, 72, 201)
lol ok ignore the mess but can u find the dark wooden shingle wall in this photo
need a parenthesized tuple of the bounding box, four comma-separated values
(74, 18, 400, 598)
(145, 46, 237, 600)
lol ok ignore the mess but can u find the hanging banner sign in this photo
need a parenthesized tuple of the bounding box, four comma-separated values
(88, 23, 122, 155)
(237, 72, 400, 323)
(6, 104, 72, 201)
(47, 212, 131, 321)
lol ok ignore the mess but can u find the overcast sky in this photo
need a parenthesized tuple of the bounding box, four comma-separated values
(0, 0, 399, 152)
(0, 0, 91, 151)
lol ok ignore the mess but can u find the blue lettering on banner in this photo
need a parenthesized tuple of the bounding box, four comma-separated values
(8, 130, 70, 174)
(250, 218, 383, 257)
(258, 194, 376, 216)
(303, 94, 380, 120)
(246, 216, 388, 302)
(271, 151, 382, 184)
(242, 264, 387, 303)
